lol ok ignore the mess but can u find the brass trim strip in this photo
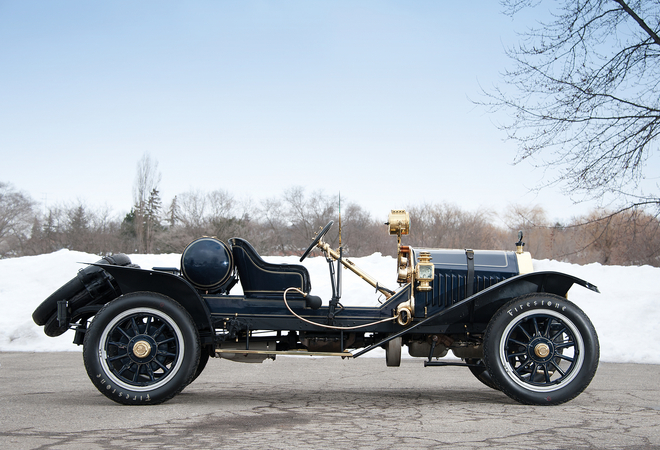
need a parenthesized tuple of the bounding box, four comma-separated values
(215, 349, 353, 357)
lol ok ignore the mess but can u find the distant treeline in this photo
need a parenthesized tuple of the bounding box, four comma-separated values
(2, 181, 660, 266)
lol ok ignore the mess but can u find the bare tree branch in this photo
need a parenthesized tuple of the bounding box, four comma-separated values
(484, 0, 660, 206)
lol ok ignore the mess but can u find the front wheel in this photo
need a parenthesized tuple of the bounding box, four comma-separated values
(483, 294, 599, 405)
(83, 292, 200, 405)
(465, 358, 499, 391)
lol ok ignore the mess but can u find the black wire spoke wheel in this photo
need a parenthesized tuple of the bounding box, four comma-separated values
(101, 309, 183, 388)
(501, 312, 580, 387)
(83, 293, 200, 405)
(484, 294, 599, 405)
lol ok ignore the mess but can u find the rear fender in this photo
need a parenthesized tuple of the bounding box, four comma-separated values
(91, 264, 214, 339)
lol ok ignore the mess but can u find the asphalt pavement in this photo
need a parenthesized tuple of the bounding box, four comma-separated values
(1, 352, 659, 449)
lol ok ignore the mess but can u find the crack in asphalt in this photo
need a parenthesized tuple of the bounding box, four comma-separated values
(3, 391, 658, 450)
(2, 356, 659, 449)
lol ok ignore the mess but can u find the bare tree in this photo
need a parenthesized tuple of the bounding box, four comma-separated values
(485, 1, 660, 208)
(339, 202, 390, 256)
(503, 205, 553, 258)
(256, 197, 288, 254)
(66, 203, 92, 251)
(174, 190, 207, 235)
(132, 153, 162, 253)
(282, 187, 337, 252)
(408, 203, 505, 251)
(37, 207, 67, 254)
(0, 182, 36, 257)
(6, 175, 660, 265)
(206, 189, 244, 241)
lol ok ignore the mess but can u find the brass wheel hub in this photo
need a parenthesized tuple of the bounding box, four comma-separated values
(133, 340, 152, 358)
(534, 343, 550, 358)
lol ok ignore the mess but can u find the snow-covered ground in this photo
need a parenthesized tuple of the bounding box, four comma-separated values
(0, 250, 658, 364)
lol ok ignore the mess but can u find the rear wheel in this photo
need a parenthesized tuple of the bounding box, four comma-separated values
(189, 348, 210, 384)
(83, 292, 200, 405)
(483, 294, 599, 405)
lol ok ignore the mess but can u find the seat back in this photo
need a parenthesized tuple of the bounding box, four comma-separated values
(229, 238, 311, 299)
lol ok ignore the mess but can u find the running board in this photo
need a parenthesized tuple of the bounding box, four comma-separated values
(215, 349, 353, 358)
(423, 361, 474, 367)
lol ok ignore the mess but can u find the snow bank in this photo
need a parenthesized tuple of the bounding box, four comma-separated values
(533, 259, 659, 364)
(1, 250, 657, 363)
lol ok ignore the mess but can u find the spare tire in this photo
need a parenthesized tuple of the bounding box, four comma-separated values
(181, 237, 234, 292)
(32, 254, 133, 327)
(33, 276, 84, 326)
(43, 311, 72, 337)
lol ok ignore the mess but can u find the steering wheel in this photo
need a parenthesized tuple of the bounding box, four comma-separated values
(299, 221, 334, 262)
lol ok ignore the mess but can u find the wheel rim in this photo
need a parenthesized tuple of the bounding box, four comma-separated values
(499, 309, 585, 393)
(98, 308, 185, 392)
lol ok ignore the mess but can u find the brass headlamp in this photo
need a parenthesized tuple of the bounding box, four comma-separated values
(415, 252, 434, 291)
(388, 210, 410, 241)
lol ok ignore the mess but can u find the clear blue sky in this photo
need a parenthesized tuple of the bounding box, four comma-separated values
(0, 1, 621, 224)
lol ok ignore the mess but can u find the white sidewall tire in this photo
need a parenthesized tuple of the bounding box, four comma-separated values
(484, 294, 599, 405)
(498, 309, 585, 393)
(83, 292, 200, 405)
(98, 307, 186, 392)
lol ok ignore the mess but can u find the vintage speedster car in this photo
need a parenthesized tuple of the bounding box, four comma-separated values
(32, 210, 599, 406)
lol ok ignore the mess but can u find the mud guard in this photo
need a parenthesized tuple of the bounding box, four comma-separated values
(353, 271, 599, 357)
(90, 264, 215, 343)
